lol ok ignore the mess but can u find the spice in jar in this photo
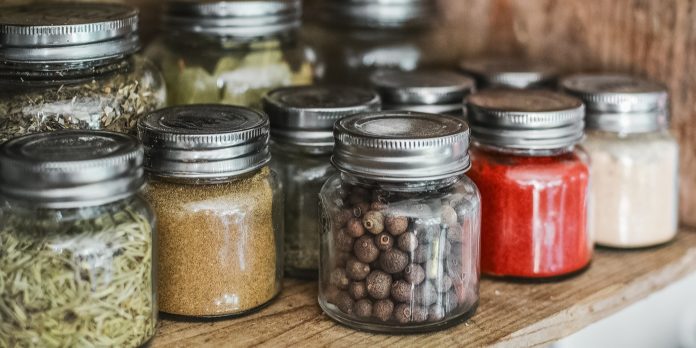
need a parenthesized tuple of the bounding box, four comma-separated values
(466, 89, 592, 278)
(139, 104, 283, 317)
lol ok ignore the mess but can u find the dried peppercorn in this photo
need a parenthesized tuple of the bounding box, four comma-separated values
(354, 235, 380, 263)
(353, 202, 370, 218)
(385, 215, 409, 235)
(335, 228, 355, 252)
(362, 210, 385, 234)
(397, 232, 418, 252)
(330, 268, 350, 290)
(366, 270, 392, 299)
(391, 280, 414, 303)
(346, 258, 371, 280)
(370, 201, 388, 211)
(375, 232, 394, 251)
(336, 292, 355, 314)
(349, 281, 368, 300)
(379, 249, 408, 274)
(355, 299, 373, 318)
(412, 244, 431, 264)
(403, 263, 425, 285)
(373, 299, 394, 322)
(346, 218, 366, 238)
(440, 205, 458, 226)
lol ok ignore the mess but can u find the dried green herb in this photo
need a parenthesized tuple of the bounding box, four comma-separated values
(0, 203, 155, 347)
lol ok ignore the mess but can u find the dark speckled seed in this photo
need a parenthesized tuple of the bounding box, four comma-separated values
(428, 304, 446, 322)
(334, 251, 350, 268)
(348, 281, 367, 300)
(355, 299, 373, 318)
(434, 274, 453, 293)
(375, 232, 394, 251)
(330, 268, 350, 290)
(370, 201, 388, 211)
(366, 270, 392, 299)
(379, 249, 409, 274)
(412, 306, 428, 322)
(336, 291, 354, 314)
(391, 280, 414, 303)
(446, 224, 465, 242)
(373, 299, 394, 322)
(346, 218, 366, 238)
(445, 290, 460, 313)
(415, 282, 438, 306)
(346, 257, 370, 280)
(397, 232, 418, 252)
(325, 285, 340, 305)
(394, 304, 412, 323)
(403, 263, 426, 285)
(385, 215, 409, 236)
(354, 235, 380, 263)
(353, 202, 370, 218)
(334, 228, 355, 252)
(334, 208, 353, 228)
(412, 244, 431, 264)
(440, 205, 458, 226)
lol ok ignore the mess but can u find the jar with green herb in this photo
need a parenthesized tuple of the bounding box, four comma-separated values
(139, 104, 283, 317)
(146, 0, 315, 109)
(263, 85, 381, 278)
(0, 3, 166, 143)
(0, 131, 156, 347)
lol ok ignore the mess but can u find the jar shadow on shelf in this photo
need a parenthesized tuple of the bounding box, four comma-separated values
(480, 263, 592, 284)
(157, 293, 282, 323)
(596, 237, 679, 253)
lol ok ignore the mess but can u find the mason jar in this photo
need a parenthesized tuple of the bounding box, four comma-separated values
(138, 105, 283, 317)
(146, 0, 315, 109)
(459, 57, 557, 89)
(0, 131, 156, 347)
(369, 70, 475, 116)
(319, 111, 481, 333)
(562, 74, 679, 248)
(466, 89, 592, 279)
(0, 3, 166, 143)
(263, 85, 381, 279)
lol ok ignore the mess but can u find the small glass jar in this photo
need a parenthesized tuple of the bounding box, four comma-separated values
(146, 0, 315, 109)
(466, 90, 592, 279)
(263, 85, 381, 278)
(0, 131, 156, 347)
(319, 112, 481, 333)
(459, 58, 557, 89)
(369, 70, 475, 116)
(0, 3, 166, 143)
(139, 105, 283, 317)
(305, 0, 446, 86)
(562, 74, 680, 248)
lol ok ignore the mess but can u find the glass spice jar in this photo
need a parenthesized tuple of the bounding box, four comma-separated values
(263, 85, 381, 279)
(0, 3, 166, 143)
(138, 104, 283, 317)
(145, 0, 315, 109)
(319, 111, 481, 333)
(459, 57, 557, 90)
(561, 74, 679, 248)
(369, 70, 475, 116)
(0, 131, 156, 347)
(466, 89, 592, 279)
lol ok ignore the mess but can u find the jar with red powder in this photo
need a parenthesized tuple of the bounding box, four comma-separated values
(466, 89, 592, 279)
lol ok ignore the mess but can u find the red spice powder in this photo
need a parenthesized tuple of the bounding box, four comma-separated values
(468, 147, 592, 278)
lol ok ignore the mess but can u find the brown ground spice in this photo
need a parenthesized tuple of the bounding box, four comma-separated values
(145, 166, 278, 317)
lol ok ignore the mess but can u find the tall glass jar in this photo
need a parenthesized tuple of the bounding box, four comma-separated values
(466, 90, 592, 279)
(562, 74, 679, 248)
(263, 85, 381, 278)
(459, 57, 557, 89)
(138, 105, 283, 317)
(369, 70, 475, 116)
(146, 0, 315, 109)
(319, 112, 481, 333)
(0, 3, 166, 143)
(305, 0, 445, 86)
(0, 131, 156, 347)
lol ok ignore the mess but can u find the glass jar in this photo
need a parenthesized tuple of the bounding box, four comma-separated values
(369, 70, 475, 116)
(319, 112, 481, 333)
(0, 131, 156, 347)
(562, 74, 679, 248)
(263, 85, 381, 278)
(305, 0, 446, 86)
(138, 105, 283, 317)
(466, 89, 592, 279)
(0, 3, 166, 143)
(146, 0, 315, 109)
(459, 57, 557, 89)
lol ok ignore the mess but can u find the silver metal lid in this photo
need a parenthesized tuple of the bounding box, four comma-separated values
(0, 131, 144, 208)
(332, 111, 471, 182)
(320, 0, 437, 29)
(0, 3, 139, 64)
(164, 0, 301, 37)
(370, 70, 476, 106)
(263, 85, 381, 148)
(138, 104, 270, 180)
(467, 89, 585, 150)
(459, 58, 557, 89)
(560, 73, 669, 133)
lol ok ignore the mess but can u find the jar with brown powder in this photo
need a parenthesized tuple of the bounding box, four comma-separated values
(139, 104, 283, 317)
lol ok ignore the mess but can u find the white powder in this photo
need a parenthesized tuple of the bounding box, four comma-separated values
(584, 131, 679, 248)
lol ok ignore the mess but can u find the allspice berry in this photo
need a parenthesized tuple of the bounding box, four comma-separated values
(353, 202, 370, 218)
(446, 224, 465, 242)
(412, 244, 431, 264)
(440, 205, 458, 226)
(354, 235, 380, 263)
(415, 282, 438, 306)
(346, 218, 366, 238)
(394, 304, 412, 323)
(348, 281, 368, 300)
(355, 299, 373, 318)
(385, 215, 408, 235)
(428, 304, 445, 322)
(330, 268, 350, 290)
(334, 228, 355, 252)
(445, 290, 459, 313)
(334, 251, 351, 268)
(391, 280, 414, 303)
(373, 299, 394, 322)
(325, 285, 340, 305)
(362, 210, 385, 234)
(334, 208, 353, 228)
(375, 232, 394, 251)
(404, 263, 426, 285)
(366, 270, 392, 299)
(379, 249, 409, 274)
(336, 291, 354, 314)
(397, 232, 418, 252)
(346, 258, 370, 281)
(412, 306, 428, 322)
(370, 201, 388, 211)
(434, 274, 453, 293)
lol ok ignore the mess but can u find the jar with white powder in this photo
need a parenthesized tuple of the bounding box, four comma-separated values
(561, 74, 679, 248)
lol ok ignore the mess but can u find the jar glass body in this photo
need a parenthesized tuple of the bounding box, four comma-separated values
(468, 145, 592, 279)
(270, 143, 336, 278)
(146, 31, 315, 108)
(0, 55, 166, 143)
(0, 195, 157, 347)
(584, 129, 679, 248)
(318, 173, 481, 333)
(144, 166, 283, 317)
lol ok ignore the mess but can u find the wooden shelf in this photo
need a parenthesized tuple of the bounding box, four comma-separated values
(151, 227, 696, 347)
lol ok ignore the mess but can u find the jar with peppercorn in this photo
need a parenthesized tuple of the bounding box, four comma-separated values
(319, 111, 481, 333)
(263, 85, 381, 278)
(466, 89, 592, 279)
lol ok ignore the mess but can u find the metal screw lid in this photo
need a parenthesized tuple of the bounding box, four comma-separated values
(0, 131, 144, 208)
(332, 111, 471, 182)
(263, 85, 381, 148)
(164, 0, 301, 38)
(560, 73, 669, 133)
(370, 70, 476, 109)
(320, 0, 437, 29)
(459, 58, 557, 89)
(0, 3, 139, 64)
(138, 104, 270, 180)
(466, 89, 585, 150)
